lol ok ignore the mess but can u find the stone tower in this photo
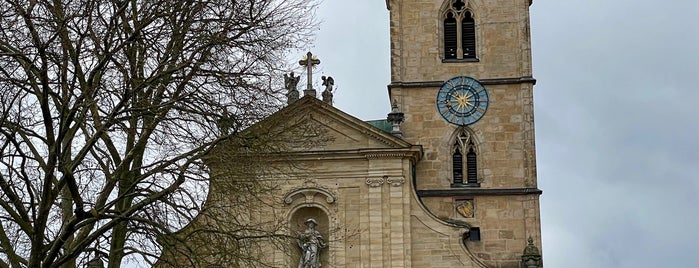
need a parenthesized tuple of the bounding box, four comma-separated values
(157, 1, 544, 267)
(386, 0, 543, 266)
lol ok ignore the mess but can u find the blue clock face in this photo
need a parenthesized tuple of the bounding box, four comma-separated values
(436, 76, 489, 126)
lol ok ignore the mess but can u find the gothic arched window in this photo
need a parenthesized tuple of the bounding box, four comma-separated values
(451, 130, 480, 187)
(461, 11, 476, 58)
(444, 12, 458, 59)
(442, 0, 477, 60)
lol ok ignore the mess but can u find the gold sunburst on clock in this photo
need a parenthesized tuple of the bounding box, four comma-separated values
(436, 76, 489, 126)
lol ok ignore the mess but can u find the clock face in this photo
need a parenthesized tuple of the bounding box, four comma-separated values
(436, 76, 489, 126)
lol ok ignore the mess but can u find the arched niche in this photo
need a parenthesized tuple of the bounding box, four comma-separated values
(283, 184, 336, 267)
(290, 207, 330, 267)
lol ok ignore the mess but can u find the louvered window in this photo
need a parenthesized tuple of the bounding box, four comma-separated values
(444, 13, 458, 59)
(442, 0, 477, 60)
(461, 12, 476, 58)
(466, 145, 477, 184)
(452, 145, 463, 184)
(452, 130, 480, 187)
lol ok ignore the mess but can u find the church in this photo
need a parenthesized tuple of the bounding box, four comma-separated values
(159, 0, 543, 267)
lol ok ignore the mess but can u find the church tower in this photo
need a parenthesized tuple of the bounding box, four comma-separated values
(386, 0, 543, 267)
(157, 1, 544, 267)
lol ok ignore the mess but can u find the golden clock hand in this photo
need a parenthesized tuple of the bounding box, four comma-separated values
(464, 91, 475, 99)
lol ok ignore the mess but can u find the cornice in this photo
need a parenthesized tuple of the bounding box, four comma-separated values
(388, 76, 536, 89)
(360, 127, 397, 148)
(312, 100, 413, 149)
(271, 146, 423, 162)
(364, 151, 417, 160)
(417, 187, 542, 197)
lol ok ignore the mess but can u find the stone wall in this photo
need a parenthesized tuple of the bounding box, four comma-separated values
(389, 0, 533, 82)
(387, 0, 543, 267)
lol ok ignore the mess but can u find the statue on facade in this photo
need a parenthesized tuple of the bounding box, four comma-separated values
(285, 72, 300, 103)
(321, 76, 334, 104)
(297, 219, 325, 268)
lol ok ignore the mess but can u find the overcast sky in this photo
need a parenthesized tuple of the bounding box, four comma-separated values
(301, 1, 699, 267)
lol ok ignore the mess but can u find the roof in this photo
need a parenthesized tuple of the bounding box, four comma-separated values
(365, 119, 393, 133)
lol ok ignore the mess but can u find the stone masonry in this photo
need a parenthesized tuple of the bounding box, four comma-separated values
(387, 0, 542, 267)
(158, 0, 543, 267)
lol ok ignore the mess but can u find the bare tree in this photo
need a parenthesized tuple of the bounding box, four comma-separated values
(0, 0, 317, 267)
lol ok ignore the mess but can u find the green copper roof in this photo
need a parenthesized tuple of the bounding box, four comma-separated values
(365, 119, 392, 133)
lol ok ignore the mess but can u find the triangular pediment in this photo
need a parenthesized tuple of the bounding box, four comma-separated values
(260, 96, 412, 152)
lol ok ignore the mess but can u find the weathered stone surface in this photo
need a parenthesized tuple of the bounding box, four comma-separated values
(388, 0, 543, 267)
(160, 0, 543, 266)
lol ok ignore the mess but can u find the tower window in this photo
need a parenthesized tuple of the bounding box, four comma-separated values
(451, 130, 480, 187)
(461, 12, 476, 58)
(441, 0, 477, 60)
(452, 144, 463, 184)
(444, 13, 458, 59)
(466, 145, 477, 184)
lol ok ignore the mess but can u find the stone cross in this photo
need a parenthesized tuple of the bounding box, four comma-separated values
(299, 51, 321, 97)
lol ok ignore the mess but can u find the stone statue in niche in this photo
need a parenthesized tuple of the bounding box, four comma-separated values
(297, 218, 326, 268)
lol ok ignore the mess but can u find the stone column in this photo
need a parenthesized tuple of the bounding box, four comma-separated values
(387, 176, 407, 267)
(365, 176, 384, 267)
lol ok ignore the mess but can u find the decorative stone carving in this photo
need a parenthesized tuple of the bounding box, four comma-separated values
(521, 236, 542, 268)
(284, 187, 337, 205)
(299, 52, 320, 97)
(386, 176, 405, 187)
(321, 76, 334, 105)
(304, 193, 315, 204)
(456, 199, 475, 218)
(296, 218, 326, 268)
(284, 72, 301, 104)
(386, 99, 404, 137)
(365, 177, 385, 187)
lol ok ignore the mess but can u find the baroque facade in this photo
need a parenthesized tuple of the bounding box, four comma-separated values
(159, 0, 543, 267)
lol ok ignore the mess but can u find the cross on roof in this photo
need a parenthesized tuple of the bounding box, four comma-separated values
(299, 51, 321, 95)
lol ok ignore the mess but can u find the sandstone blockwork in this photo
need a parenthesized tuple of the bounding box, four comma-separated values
(159, 0, 543, 267)
(387, 0, 542, 267)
